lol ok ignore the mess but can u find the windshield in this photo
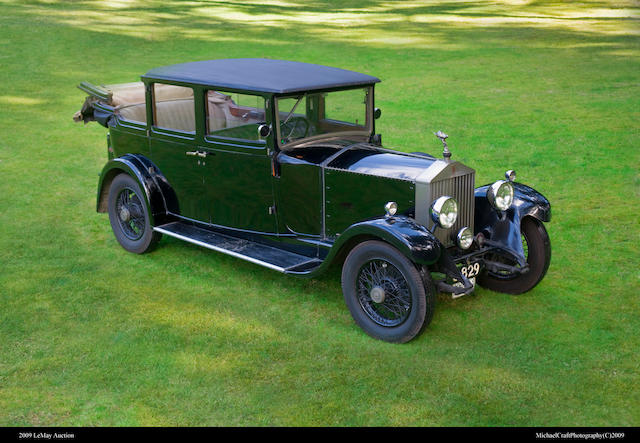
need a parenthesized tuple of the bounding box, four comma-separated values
(276, 87, 371, 147)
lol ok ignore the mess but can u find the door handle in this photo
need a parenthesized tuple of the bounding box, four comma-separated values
(197, 147, 215, 158)
(186, 150, 212, 158)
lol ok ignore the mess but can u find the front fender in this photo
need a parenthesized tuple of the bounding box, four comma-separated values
(340, 216, 442, 265)
(97, 154, 178, 225)
(474, 182, 551, 265)
(307, 215, 442, 279)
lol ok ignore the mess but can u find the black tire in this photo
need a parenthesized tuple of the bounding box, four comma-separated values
(107, 173, 161, 254)
(478, 217, 551, 294)
(341, 240, 436, 343)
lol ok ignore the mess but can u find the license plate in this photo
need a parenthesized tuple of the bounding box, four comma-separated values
(460, 262, 481, 279)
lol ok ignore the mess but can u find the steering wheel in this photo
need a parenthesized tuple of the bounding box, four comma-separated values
(280, 116, 311, 142)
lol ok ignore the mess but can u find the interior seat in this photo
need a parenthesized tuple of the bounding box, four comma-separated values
(154, 99, 196, 133)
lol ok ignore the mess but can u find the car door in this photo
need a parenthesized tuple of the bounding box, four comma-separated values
(200, 89, 276, 233)
(148, 83, 209, 223)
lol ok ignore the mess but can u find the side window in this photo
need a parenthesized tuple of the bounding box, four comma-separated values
(206, 90, 266, 141)
(153, 84, 195, 133)
(322, 88, 367, 128)
(111, 82, 147, 124)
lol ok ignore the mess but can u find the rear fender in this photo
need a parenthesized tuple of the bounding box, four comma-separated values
(474, 182, 551, 265)
(97, 154, 178, 226)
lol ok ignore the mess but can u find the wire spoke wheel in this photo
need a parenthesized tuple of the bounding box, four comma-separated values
(341, 240, 435, 343)
(356, 259, 412, 327)
(115, 187, 146, 241)
(107, 173, 161, 254)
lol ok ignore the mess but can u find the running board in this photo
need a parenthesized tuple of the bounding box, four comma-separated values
(153, 222, 322, 274)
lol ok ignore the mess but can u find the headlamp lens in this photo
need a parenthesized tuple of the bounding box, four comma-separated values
(431, 196, 458, 229)
(457, 227, 473, 249)
(488, 180, 514, 211)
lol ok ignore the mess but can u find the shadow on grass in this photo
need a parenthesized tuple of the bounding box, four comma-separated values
(8, 0, 640, 54)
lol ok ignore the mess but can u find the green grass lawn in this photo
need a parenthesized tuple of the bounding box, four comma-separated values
(1, 0, 638, 426)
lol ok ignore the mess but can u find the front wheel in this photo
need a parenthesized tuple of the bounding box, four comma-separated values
(341, 241, 436, 343)
(107, 173, 161, 254)
(478, 217, 551, 294)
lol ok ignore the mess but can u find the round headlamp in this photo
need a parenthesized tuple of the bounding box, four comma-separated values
(430, 196, 458, 229)
(457, 227, 473, 250)
(487, 180, 514, 211)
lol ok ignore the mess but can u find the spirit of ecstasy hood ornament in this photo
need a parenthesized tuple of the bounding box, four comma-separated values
(434, 131, 451, 160)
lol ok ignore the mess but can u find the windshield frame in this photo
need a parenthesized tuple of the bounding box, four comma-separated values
(274, 86, 374, 150)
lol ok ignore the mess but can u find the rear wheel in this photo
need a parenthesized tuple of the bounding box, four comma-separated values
(107, 173, 161, 254)
(478, 217, 551, 294)
(341, 240, 435, 343)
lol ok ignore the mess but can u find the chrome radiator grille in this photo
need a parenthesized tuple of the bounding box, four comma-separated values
(430, 170, 475, 246)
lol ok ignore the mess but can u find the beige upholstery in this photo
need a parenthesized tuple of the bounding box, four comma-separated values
(118, 99, 196, 131)
(155, 84, 193, 102)
(108, 83, 261, 134)
(109, 82, 145, 107)
(109, 82, 147, 123)
(117, 103, 147, 123)
(109, 82, 193, 106)
(222, 104, 262, 127)
(155, 99, 195, 132)
(206, 90, 266, 134)
(207, 91, 231, 132)
(109, 82, 195, 130)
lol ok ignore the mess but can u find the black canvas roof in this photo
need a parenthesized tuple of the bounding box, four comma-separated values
(142, 58, 380, 94)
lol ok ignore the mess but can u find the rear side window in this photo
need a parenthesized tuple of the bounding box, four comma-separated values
(206, 90, 266, 141)
(153, 84, 195, 133)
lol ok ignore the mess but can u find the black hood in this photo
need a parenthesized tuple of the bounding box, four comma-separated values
(327, 144, 438, 181)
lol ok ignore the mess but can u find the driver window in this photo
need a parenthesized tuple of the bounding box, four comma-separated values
(206, 90, 266, 141)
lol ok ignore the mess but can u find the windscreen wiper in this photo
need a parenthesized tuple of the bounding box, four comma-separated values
(282, 95, 305, 125)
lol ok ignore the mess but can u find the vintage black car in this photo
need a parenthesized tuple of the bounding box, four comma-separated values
(75, 58, 551, 343)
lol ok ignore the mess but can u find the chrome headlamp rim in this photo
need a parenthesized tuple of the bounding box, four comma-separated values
(456, 226, 473, 250)
(430, 196, 458, 229)
(487, 180, 514, 211)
